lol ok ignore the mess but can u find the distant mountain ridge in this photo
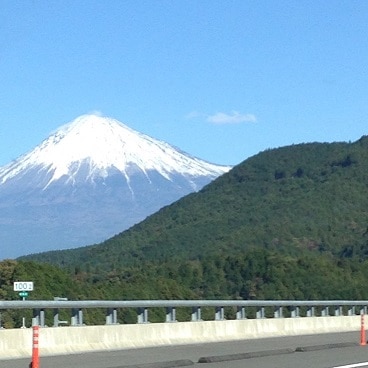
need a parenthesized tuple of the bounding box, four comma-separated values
(0, 114, 231, 259)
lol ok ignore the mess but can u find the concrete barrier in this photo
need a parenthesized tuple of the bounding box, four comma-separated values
(0, 316, 362, 360)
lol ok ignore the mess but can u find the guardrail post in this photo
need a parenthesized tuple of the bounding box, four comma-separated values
(334, 305, 343, 316)
(215, 306, 225, 320)
(52, 297, 68, 327)
(32, 309, 40, 327)
(40, 309, 45, 327)
(105, 308, 118, 324)
(191, 306, 202, 321)
(274, 306, 283, 318)
(71, 308, 83, 326)
(348, 306, 355, 316)
(53, 309, 59, 327)
(165, 307, 177, 322)
(106, 308, 113, 325)
(137, 307, 149, 323)
(78, 308, 83, 325)
(236, 306, 246, 320)
(306, 306, 315, 317)
(321, 306, 329, 316)
(256, 306, 265, 319)
(71, 309, 77, 326)
(53, 308, 68, 327)
(290, 306, 300, 318)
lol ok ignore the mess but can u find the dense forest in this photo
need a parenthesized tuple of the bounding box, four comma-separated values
(3, 137, 368, 326)
(24, 137, 368, 267)
(3, 247, 368, 327)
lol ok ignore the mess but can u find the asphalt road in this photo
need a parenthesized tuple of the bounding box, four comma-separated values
(2, 331, 368, 368)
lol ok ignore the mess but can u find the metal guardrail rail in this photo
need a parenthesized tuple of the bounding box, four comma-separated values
(0, 300, 367, 328)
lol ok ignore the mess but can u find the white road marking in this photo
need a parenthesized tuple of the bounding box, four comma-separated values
(332, 363, 368, 368)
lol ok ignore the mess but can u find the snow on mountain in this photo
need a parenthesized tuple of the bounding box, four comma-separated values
(0, 114, 228, 188)
(0, 114, 232, 259)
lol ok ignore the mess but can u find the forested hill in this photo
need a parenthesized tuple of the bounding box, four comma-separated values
(23, 136, 368, 273)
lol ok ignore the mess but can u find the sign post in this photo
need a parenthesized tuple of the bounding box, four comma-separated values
(13, 281, 33, 328)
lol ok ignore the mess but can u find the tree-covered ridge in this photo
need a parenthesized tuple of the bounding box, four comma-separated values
(0, 260, 86, 328)
(0, 260, 83, 301)
(24, 137, 368, 271)
(4, 248, 368, 327)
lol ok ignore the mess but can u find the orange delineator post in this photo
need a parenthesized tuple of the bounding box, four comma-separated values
(361, 313, 366, 346)
(31, 325, 40, 368)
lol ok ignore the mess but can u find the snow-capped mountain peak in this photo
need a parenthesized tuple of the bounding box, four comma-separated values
(0, 114, 232, 258)
(0, 114, 231, 188)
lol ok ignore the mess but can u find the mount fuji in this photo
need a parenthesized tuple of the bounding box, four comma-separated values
(0, 114, 231, 259)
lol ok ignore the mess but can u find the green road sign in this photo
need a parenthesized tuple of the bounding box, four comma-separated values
(19, 291, 28, 298)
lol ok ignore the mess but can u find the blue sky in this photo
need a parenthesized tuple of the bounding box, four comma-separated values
(1, 0, 367, 167)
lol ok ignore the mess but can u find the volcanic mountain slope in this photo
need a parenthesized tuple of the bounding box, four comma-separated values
(0, 114, 231, 258)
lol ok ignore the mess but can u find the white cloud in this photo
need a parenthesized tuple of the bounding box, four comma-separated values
(185, 111, 204, 119)
(87, 110, 104, 117)
(206, 111, 257, 124)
